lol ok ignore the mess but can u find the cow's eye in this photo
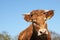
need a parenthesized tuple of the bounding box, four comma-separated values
(30, 14, 33, 17)
(31, 15, 32, 16)
(43, 12, 48, 14)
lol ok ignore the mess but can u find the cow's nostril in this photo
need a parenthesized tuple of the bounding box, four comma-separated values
(40, 31, 42, 34)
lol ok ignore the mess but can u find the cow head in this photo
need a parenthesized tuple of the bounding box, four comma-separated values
(24, 10, 54, 36)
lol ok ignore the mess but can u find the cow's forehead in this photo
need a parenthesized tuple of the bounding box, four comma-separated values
(25, 10, 50, 15)
(30, 10, 49, 14)
(25, 12, 30, 14)
(44, 10, 49, 12)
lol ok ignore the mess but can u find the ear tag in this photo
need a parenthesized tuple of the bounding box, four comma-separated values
(47, 16, 51, 20)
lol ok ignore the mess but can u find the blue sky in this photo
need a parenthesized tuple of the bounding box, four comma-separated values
(0, 0, 60, 36)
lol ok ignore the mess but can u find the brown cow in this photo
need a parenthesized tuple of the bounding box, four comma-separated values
(18, 10, 54, 40)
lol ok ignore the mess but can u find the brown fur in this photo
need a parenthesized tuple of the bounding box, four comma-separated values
(18, 10, 54, 40)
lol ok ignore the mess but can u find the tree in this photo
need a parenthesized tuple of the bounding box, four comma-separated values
(0, 31, 11, 40)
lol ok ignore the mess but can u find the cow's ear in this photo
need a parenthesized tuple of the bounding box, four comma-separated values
(46, 10, 54, 20)
(24, 14, 32, 22)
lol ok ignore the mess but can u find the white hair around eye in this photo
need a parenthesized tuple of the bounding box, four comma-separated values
(44, 17, 46, 20)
